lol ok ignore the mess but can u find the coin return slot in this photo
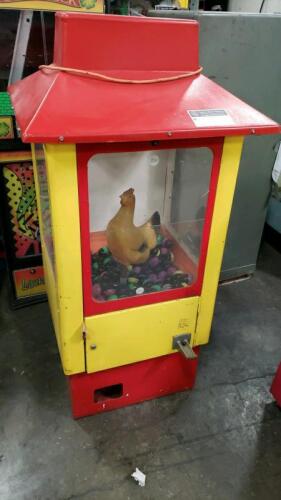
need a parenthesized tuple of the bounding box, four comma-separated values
(94, 383, 123, 402)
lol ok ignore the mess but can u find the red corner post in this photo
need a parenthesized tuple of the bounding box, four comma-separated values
(271, 362, 281, 407)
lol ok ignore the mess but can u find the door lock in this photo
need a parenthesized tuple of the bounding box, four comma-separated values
(172, 334, 197, 360)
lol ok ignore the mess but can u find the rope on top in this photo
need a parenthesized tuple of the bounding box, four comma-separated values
(39, 63, 203, 84)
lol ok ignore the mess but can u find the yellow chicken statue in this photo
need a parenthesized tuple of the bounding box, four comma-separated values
(106, 188, 159, 266)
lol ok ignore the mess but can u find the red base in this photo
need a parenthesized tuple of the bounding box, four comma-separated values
(68, 349, 199, 418)
(270, 362, 281, 407)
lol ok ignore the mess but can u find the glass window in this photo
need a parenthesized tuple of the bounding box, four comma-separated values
(88, 147, 213, 302)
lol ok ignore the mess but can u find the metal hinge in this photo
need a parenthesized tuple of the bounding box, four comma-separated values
(82, 321, 87, 341)
(83, 321, 97, 350)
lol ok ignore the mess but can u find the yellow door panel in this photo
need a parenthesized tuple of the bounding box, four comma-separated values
(85, 297, 199, 373)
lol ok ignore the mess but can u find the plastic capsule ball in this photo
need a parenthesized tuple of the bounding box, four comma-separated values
(163, 238, 173, 249)
(136, 287, 145, 295)
(100, 271, 110, 280)
(139, 273, 147, 280)
(99, 275, 112, 289)
(169, 252, 175, 262)
(104, 288, 116, 297)
(133, 266, 142, 275)
(149, 256, 160, 268)
(92, 283, 102, 297)
(150, 247, 158, 257)
(187, 273, 193, 284)
(163, 283, 172, 290)
(170, 275, 181, 286)
(181, 273, 193, 285)
(158, 270, 167, 282)
(148, 273, 158, 284)
(96, 295, 106, 302)
(160, 247, 169, 256)
(151, 284, 161, 291)
(111, 271, 122, 281)
(167, 266, 177, 276)
(140, 264, 150, 276)
(128, 277, 139, 285)
(108, 294, 118, 300)
(99, 247, 109, 256)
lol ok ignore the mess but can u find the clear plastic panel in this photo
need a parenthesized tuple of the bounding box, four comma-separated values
(35, 144, 55, 273)
(88, 148, 213, 302)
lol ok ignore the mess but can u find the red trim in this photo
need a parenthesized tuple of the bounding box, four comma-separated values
(77, 138, 223, 316)
(68, 349, 199, 419)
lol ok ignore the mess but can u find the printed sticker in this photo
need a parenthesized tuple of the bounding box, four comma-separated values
(188, 109, 234, 127)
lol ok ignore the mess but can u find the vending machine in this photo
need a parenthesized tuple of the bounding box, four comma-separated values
(9, 13, 280, 417)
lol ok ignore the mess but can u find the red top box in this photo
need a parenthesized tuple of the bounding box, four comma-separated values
(54, 13, 199, 72)
(8, 13, 280, 144)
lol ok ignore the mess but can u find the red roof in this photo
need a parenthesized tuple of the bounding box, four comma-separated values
(9, 13, 280, 144)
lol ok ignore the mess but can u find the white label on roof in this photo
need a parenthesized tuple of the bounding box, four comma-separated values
(188, 109, 234, 127)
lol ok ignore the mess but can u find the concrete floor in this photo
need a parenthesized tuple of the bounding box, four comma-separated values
(0, 242, 281, 500)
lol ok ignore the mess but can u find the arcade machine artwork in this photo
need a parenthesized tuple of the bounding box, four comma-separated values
(0, 0, 104, 12)
(9, 13, 280, 417)
(0, 92, 45, 305)
(1, 160, 45, 298)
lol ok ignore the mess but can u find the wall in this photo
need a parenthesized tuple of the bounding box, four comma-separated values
(228, 0, 281, 13)
(148, 10, 281, 279)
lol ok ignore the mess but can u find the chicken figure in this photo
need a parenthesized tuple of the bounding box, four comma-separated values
(106, 188, 160, 266)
